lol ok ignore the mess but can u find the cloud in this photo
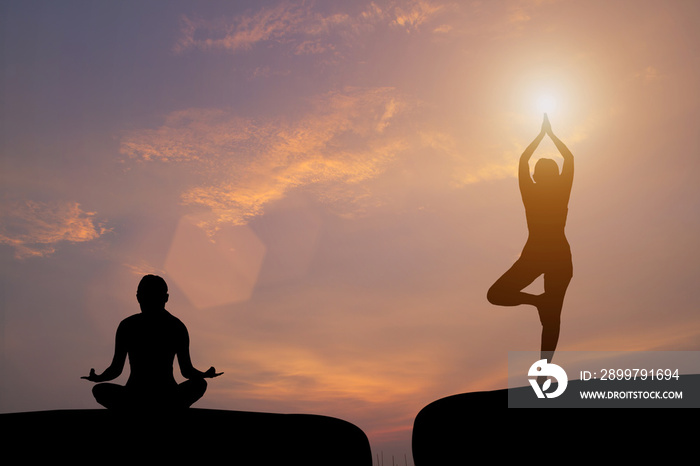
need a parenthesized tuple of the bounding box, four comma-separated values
(119, 84, 546, 233)
(390, 0, 446, 31)
(173, 3, 312, 54)
(120, 108, 259, 165)
(172, 0, 450, 56)
(0, 199, 108, 259)
(507, 0, 561, 24)
(120, 87, 412, 233)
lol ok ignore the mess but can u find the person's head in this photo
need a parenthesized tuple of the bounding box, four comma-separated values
(136, 274, 169, 313)
(533, 158, 560, 184)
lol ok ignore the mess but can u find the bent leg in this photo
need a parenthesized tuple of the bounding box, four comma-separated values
(176, 378, 207, 408)
(92, 383, 130, 410)
(487, 256, 542, 307)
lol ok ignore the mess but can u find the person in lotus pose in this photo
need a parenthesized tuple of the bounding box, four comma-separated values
(83, 274, 222, 410)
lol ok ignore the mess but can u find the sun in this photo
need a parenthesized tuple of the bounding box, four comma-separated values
(536, 94, 557, 115)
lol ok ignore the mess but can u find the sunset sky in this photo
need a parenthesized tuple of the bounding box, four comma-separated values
(2, 0, 699, 461)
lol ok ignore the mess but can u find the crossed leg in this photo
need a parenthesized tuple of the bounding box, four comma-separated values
(93, 378, 207, 411)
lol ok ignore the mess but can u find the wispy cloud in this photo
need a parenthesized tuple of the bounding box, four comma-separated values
(173, 2, 312, 54)
(507, 0, 561, 25)
(121, 87, 412, 233)
(173, 0, 450, 56)
(390, 0, 447, 31)
(0, 199, 108, 259)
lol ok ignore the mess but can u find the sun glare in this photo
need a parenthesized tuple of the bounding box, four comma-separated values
(536, 94, 557, 115)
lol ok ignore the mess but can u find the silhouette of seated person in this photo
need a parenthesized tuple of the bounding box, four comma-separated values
(487, 114, 574, 365)
(82, 274, 222, 410)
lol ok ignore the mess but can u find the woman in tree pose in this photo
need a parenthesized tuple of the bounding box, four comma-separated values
(487, 114, 574, 363)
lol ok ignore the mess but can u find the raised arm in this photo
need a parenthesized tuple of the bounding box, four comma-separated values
(545, 115, 574, 191)
(82, 321, 128, 382)
(519, 125, 546, 194)
(176, 324, 222, 380)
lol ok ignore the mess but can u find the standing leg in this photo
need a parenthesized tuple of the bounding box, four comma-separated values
(538, 261, 573, 363)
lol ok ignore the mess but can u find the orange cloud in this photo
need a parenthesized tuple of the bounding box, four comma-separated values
(390, 0, 446, 31)
(0, 199, 108, 259)
(121, 87, 412, 233)
(212, 337, 441, 409)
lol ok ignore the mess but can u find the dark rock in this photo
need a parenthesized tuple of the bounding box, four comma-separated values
(412, 375, 699, 465)
(1, 408, 372, 465)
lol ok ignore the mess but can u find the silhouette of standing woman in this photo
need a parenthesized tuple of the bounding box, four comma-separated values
(82, 274, 222, 410)
(487, 114, 573, 363)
